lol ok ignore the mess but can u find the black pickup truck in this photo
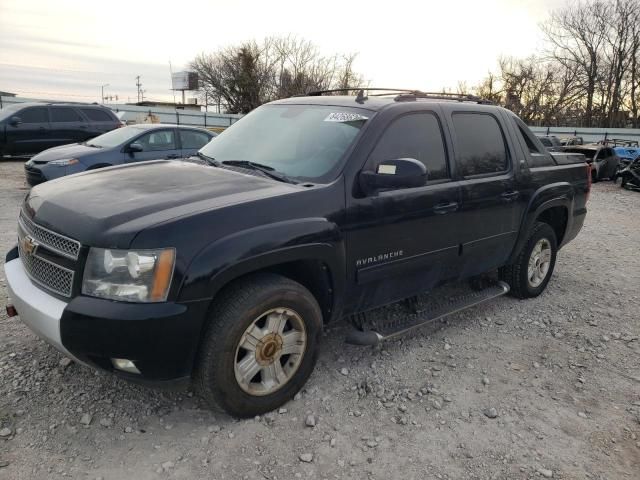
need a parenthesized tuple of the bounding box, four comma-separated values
(4, 90, 590, 417)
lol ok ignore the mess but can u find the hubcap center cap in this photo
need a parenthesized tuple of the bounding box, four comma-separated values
(255, 333, 283, 365)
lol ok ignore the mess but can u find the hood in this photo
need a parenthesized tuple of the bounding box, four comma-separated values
(30, 143, 103, 163)
(25, 160, 300, 247)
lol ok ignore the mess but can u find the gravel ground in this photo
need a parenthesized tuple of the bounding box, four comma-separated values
(0, 159, 639, 480)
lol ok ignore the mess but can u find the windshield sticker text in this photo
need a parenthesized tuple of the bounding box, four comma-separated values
(324, 112, 369, 123)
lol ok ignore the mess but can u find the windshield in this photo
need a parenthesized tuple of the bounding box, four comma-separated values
(199, 104, 370, 181)
(88, 126, 146, 148)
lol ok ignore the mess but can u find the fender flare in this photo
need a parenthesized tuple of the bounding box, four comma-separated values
(178, 218, 346, 318)
(508, 183, 573, 263)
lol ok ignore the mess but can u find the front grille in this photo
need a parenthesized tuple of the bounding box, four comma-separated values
(19, 211, 80, 259)
(24, 164, 46, 186)
(17, 211, 80, 298)
(18, 240, 74, 297)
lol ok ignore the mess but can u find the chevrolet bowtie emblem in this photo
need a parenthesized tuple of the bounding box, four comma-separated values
(20, 235, 38, 255)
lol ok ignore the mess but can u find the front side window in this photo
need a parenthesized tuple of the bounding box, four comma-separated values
(369, 112, 449, 181)
(51, 107, 84, 122)
(137, 130, 176, 151)
(199, 104, 370, 181)
(20, 107, 48, 123)
(452, 113, 508, 176)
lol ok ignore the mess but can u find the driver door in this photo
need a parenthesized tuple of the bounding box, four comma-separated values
(126, 128, 181, 162)
(344, 109, 463, 313)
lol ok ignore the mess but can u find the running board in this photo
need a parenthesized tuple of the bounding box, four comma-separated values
(345, 281, 510, 345)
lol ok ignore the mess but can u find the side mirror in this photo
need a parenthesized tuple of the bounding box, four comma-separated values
(127, 142, 144, 154)
(359, 158, 427, 195)
(9, 116, 22, 127)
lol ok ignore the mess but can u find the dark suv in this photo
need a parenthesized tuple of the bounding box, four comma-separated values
(0, 102, 121, 157)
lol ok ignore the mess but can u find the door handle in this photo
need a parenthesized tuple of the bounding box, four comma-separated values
(501, 191, 520, 202)
(433, 201, 459, 214)
(165, 154, 180, 159)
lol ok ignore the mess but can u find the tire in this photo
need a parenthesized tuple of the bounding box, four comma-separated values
(591, 169, 598, 183)
(195, 273, 323, 417)
(500, 222, 557, 299)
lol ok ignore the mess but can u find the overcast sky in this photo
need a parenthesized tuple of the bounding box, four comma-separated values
(0, 0, 563, 104)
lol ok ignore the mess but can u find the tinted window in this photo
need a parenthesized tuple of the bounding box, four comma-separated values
(516, 124, 544, 154)
(539, 137, 552, 147)
(137, 130, 176, 151)
(20, 107, 48, 123)
(369, 113, 449, 181)
(180, 130, 211, 149)
(453, 113, 508, 176)
(80, 108, 113, 122)
(51, 107, 84, 122)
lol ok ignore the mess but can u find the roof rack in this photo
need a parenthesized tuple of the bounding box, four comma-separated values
(297, 87, 493, 105)
(393, 91, 494, 105)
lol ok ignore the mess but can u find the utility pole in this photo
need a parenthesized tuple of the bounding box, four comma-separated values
(136, 76, 143, 103)
(101, 83, 109, 104)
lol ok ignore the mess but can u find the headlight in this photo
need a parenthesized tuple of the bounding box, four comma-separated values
(82, 247, 175, 302)
(49, 158, 79, 166)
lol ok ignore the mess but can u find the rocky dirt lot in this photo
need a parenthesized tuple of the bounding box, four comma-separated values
(0, 159, 639, 480)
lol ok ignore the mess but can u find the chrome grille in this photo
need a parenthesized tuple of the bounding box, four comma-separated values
(19, 211, 80, 260)
(17, 211, 79, 298)
(18, 241, 74, 297)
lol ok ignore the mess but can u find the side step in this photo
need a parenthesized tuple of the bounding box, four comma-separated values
(345, 281, 510, 345)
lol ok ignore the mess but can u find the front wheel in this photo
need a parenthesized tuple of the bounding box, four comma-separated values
(500, 222, 558, 299)
(195, 273, 323, 417)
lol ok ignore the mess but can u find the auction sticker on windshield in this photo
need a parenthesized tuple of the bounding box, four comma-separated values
(324, 112, 369, 122)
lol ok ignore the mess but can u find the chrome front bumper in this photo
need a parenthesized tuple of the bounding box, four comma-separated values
(4, 258, 77, 359)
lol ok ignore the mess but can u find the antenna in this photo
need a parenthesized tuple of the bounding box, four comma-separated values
(136, 76, 143, 103)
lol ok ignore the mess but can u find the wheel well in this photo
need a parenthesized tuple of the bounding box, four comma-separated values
(536, 206, 568, 244)
(264, 260, 334, 323)
(212, 260, 334, 324)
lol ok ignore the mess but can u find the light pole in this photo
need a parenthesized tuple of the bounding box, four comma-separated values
(101, 84, 110, 104)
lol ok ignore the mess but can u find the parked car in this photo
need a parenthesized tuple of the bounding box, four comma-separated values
(24, 124, 216, 186)
(616, 156, 640, 191)
(560, 136, 584, 146)
(4, 89, 590, 417)
(0, 102, 121, 158)
(536, 135, 563, 151)
(564, 145, 619, 182)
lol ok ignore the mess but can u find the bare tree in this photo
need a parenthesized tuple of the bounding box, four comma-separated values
(542, 0, 611, 127)
(191, 37, 363, 114)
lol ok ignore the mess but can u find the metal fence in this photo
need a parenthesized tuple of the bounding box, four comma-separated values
(0, 96, 242, 131)
(528, 126, 640, 144)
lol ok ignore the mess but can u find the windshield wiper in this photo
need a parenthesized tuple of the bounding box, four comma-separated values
(221, 160, 298, 184)
(197, 151, 221, 166)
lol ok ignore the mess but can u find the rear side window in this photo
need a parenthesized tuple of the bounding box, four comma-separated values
(452, 113, 508, 176)
(51, 107, 84, 122)
(80, 108, 114, 122)
(369, 112, 449, 181)
(20, 107, 48, 123)
(180, 130, 211, 149)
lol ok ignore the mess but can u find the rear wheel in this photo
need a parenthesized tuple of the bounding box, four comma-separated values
(195, 273, 323, 417)
(500, 222, 557, 299)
